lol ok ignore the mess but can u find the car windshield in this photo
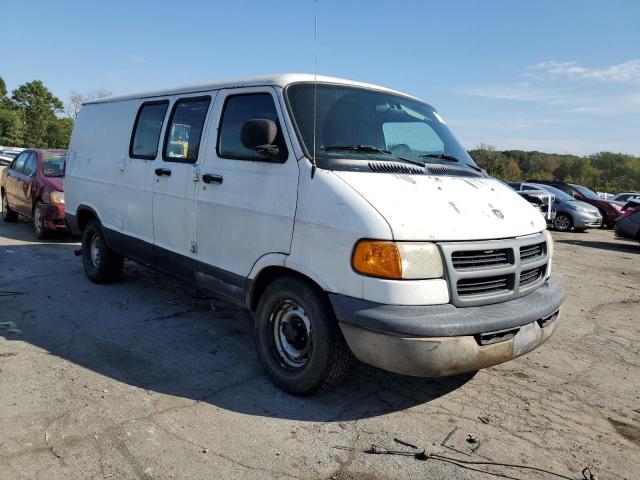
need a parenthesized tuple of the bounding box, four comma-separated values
(285, 83, 477, 168)
(42, 153, 66, 177)
(531, 185, 573, 202)
(571, 184, 599, 200)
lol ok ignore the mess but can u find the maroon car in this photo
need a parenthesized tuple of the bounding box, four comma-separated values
(527, 180, 625, 227)
(1, 149, 67, 238)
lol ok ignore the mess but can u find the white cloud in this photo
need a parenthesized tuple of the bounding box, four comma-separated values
(528, 59, 640, 84)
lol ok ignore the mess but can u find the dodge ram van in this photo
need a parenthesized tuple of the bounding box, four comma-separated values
(65, 74, 565, 394)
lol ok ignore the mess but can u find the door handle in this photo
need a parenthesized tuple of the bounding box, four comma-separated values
(202, 173, 223, 184)
(155, 168, 172, 177)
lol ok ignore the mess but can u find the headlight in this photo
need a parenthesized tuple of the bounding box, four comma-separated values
(352, 240, 443, 280)
(50, 191, 65, 204)
(543, 230, 554, 259)
(569, 204, 589, 213)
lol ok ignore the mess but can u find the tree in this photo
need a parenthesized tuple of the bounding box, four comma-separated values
(0, 76, 6, 99)
(0, 109, 24, 145)
(66, 89, 111, 119)
(45, 117, 74, 148)
(468, 144, 509, 178)
(11, 80, 63, 147)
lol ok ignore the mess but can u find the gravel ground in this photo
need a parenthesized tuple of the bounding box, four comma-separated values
(1, 208, 639, 480)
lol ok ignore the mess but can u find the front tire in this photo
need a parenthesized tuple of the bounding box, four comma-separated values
(81, 219, 124, 283)
(2, 193, 18, 222)
(33, 202, 48, 239)
(254, 276, 352, 395)
(553, 213, 573, 232)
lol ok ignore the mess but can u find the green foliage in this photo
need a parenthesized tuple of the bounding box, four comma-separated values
(0, 108, 24, 145)
(11, 80, 63, 147)
(44, 117, 74, 148)
(469, 146, 640, 193)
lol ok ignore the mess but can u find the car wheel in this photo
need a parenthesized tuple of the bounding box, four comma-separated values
(1, 192, 18, 222)
(553, 213, 573, 232)
(254, 276, 352, 395)
(33, 202, 48, 239)
(81, 219, 124, 283)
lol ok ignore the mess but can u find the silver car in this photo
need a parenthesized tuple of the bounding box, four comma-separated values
(508, 182, 602, 231)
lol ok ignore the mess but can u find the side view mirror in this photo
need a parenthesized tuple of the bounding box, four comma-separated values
(240, 119, 279, 157)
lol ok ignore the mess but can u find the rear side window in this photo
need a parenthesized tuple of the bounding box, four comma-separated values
(130, 101, 169, 159)
(23, 153, 37, 176)
(163, 96, 211, 163)
(217, 93, 288, 162)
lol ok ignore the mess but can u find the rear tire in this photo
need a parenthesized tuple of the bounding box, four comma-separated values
(254, 276, 352, 395)
(33, 202, 48, 239)
(81, 219, 124, 283)
(553, 213, 573, 232)
(2, 192, 18, 222)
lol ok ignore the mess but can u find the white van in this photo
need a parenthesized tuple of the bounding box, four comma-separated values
(65, 74, 565, 394)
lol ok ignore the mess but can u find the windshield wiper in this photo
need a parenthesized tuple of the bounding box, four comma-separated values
(419, 153, 460, 162)
(321, 145, 425, 168)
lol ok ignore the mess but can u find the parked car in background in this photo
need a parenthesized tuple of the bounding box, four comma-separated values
(507, 185, 556, 226)
(612, 192, 640, 203)
(508, 182, 602, 232)
(615, 210, 640, 243)
(619, 199, 640, 218)
(1, 149, 67, 238)
(527, 180, 624, 227)
(597, 191, 613, 200)
(0, 146, 25, 166)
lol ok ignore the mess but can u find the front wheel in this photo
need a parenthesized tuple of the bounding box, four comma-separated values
(553, 213, 573, 232)
(33, 202, 48, 239)
(254, 276, 352, 395)
(81, 219, 124, 283)
(2, 193, 18, 222)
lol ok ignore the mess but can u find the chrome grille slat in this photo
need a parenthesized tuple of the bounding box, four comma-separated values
(438, 233, 549, 307)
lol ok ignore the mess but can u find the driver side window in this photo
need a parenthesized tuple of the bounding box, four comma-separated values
(11, 152, 29, 173)
(23, 153, 37, 176)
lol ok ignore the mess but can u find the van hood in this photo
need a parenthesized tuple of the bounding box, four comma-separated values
(334, 171, 547, 241)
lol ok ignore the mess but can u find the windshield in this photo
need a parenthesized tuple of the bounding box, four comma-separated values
(42, 153, 66, 177)
(571, 184, 599, 200)
(285, 83, 477, 168)
(529, 184, 573, 202)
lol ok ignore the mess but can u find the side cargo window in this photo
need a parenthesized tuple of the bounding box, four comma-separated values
(163, 96, 211, 163)
(129, 101, 169, 160)
(217, 93, 288, 162)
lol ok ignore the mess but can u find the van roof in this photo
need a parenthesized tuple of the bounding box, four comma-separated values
(85, 73, 421, 105)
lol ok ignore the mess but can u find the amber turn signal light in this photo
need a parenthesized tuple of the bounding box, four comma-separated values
(352, 240, 402, 279)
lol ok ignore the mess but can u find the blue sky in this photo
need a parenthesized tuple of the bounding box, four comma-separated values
(1, 0, 639, 155)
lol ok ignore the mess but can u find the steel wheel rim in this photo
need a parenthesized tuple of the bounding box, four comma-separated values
(269, 299, 313, 369)
(90, 234, 102, 267)
(34, 208, 43, 233)
(555, 215, 570, 230)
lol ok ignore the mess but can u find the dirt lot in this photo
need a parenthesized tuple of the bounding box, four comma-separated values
(1, 209, 639, 479)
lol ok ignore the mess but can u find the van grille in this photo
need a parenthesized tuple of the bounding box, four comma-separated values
(451, 248, 511, 270)
(457, 275, 511, 297)
(520, 266, 545, 287)
(520, 242, 545, 262)
(438, 233, 549, 307)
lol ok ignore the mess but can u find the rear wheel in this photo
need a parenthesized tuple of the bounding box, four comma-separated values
(81, 219, 124, 283)
(254, 276, 352, 395)
(33, 202, 48, 239)
(553, 213, 573, 232)
(2, 193, 18, 222)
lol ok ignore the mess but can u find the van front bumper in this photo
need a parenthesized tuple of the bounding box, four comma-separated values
(330, 276, 564, 377)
